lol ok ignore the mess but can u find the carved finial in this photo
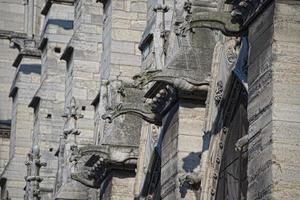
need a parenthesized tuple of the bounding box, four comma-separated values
(62, 97, 83, 138)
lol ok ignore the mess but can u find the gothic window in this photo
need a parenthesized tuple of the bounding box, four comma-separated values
(216, 82, 248, 200)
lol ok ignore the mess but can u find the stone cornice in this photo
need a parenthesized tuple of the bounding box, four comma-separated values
(41, 0, 75, 16)
(11, 38, 41, 67)
(0, 30, 27, 40)
(12, 49, 41, 68)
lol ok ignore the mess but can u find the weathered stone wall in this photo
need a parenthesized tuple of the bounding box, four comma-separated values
(160, 101, 205, 200)
(54, 0, 103, 198)
(1, 56, 41, 200)
(28, 3, 74, 198)
(0, 136, 10, 173)
(0, 40, 18, 173)
(247, 1, 300, 199)
(98, 0, 147, 146)
(100, 171, 136, 200)
(0, 40, 18, 127)
(66, 0, 103, 145)
(0, 0, 25, 33)
(94, 0, 148, 199)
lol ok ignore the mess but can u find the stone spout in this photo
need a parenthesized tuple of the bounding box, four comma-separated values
(101, 104, 162, 126)
(132, 70, 209, 92)
(189, 11, 243, 36)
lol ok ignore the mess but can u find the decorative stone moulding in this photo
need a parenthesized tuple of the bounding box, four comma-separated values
(185, 0, 274, 37)
(70, 145, 138, 188)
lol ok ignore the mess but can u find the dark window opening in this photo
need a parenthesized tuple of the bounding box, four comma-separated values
(82, 106, 86, 111)
(46, 114, 52, 119)
(215, 81, 248, 200)
(54, 47, 61, 53)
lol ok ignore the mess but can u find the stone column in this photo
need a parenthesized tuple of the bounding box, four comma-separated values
(247, 1, 300, 199)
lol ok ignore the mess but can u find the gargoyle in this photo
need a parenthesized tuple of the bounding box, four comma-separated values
(101, 103, 162, 126)
(179, 172, 201, 189)
(71, 145, 138, 188)
(188, 0, 273, 36)
(132, 70, 209, 92)
(189, 11, 243, 37)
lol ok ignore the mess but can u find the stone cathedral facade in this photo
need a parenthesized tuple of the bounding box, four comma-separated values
(0, 0, 299, 200)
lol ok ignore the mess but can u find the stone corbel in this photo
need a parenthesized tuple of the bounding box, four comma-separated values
(132, 70, 209, 93)
(70, 145, 138, 189)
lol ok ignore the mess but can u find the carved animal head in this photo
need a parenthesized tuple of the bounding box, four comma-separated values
(132, 70, 162, 89)
(101, 104, 123, 123)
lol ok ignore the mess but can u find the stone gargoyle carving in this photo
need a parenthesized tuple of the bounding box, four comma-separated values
(132, 70, 209, 92)
(71, 145, 138, 188)
(189, 11, 243, 37)
(101, 83, 177, 126)
(179, 172, 201, 190)
(187, 0, 273, 36)
(102, 103, 162, 126)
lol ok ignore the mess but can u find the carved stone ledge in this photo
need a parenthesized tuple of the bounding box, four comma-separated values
(41, 0, 74, 15)
(71, 144, 138, 188)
